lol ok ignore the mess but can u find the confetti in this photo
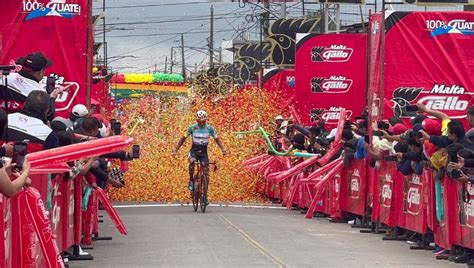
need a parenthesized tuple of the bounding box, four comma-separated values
(108, 87, 290, 203)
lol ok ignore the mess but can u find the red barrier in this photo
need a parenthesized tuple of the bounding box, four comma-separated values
(15, 188, 64, 268)
(376, 161, 400, 227)
(454, 181, 474, 249)
(340, 159, 367, 216)
(61, 176, 75, 252)
(96, 188, 127, 235)
(397, 172, 429, 235)
(0, 195, 12, 268)
(82, 189, 97, 246)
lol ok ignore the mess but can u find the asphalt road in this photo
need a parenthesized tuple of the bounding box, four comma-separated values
(69, 204, 459, 268)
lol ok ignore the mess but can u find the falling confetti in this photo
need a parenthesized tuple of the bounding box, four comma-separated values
(108, 88, 289, 203)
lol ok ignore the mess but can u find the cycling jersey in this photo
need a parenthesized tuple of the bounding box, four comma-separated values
(186, 123, 217, 146)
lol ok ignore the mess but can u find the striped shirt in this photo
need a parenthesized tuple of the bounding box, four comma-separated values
(186, 123, 217, 146)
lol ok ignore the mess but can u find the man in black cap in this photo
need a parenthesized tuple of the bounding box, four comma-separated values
(0, 52, 60, 120)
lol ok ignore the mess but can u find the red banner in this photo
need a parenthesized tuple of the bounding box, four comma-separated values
(0, 0, 91, 117)
(17, 188, 64, 268)
(262, 68, 296, 103)
(383, 12, 474, 124)
(294, 33, 367, 126)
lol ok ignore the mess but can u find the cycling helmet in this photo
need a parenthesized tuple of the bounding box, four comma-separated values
(72, 104, 89, 117)
(196, 110, 207, 120)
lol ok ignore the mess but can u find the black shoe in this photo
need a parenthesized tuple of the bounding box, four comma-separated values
(448, 253, 463, 262)
(436, 253, 450, 260)
(453, 253, 473, 264)
(467, 258, 474, 267)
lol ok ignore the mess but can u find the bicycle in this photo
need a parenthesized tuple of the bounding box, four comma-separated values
(192, 160, 217, 213)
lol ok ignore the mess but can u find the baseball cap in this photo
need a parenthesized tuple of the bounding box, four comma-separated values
(422, 119, 441, 136)
(16, 52, 52, 71)
(390, 123, 409, 135)
(72, 104, 89, 117)
(275, 115, 284, 121)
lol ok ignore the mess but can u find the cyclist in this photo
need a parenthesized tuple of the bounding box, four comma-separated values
(172, 110, 226, 192)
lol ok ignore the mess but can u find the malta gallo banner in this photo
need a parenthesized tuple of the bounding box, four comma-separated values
(294, 33, 367, 126)
(0, 0, 91, 117)
(383, 12, 474, 122)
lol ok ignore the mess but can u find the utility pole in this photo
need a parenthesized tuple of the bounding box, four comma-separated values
(164, 56, 168, 74)
(302, 1, 305, 17)
(170, 47, 174, 73)
(154, 63, 157, 73)
(209, 5, 214, 69)
(181, 33, 186, 80)
(280, 1, 286, 19)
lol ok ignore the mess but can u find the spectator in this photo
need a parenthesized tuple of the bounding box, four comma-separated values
(0, 157, 31, 197)
(466, 105, 474, 136)
(0, 52, 62, 120)
(53, 104, 89, 130)
(4, 90, 59, 151)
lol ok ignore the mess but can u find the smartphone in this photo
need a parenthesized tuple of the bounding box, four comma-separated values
(372, 130, 384, 137)
(111, 121, 122, 135)
(13, 142, 27, 170)
(405, 105, 419, 112)
(132, 145, 140, 159)
(384, 155, 398, 162)
(377, 121, 389, 130)
(46, 76, 56, 94)
(417, 131, 424, 139)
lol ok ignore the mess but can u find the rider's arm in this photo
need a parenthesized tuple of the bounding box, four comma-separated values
(174, 127, 192, 154)
(215, 137, 226, 154)
(209, 126, 226, 154)
(173, 137, 187, 153)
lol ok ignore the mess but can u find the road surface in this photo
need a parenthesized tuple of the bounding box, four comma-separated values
(69, 204, 458, 268)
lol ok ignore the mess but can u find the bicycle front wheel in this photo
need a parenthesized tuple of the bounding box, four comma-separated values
(200, 174, 208, 213)
(192, 179, 199, 212)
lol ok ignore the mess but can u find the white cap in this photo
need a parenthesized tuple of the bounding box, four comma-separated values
(275, 115, 284, 121)
(72, 104, 89, 117)
(326, 128, 338, 139)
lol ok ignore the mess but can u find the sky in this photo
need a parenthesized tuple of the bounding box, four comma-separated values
(93, 0, 462, 74)
(94, 0, 258, 74)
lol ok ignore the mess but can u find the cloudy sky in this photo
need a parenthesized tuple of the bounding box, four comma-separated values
(94, 0, 261, 73)
(93, 0, 462, 74)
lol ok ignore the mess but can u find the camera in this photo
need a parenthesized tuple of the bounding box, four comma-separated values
(111, 121, 122, 135)
(405, 105, 419, 112)
(384, 155, 398, 162)
(132, 145, 140, 159)
(13, 142, 27, 170)
(46, 76, 57, 94)
(377, 121, 390, 130)
(417, 131, 424, 139)
(373, 130, 384, 137)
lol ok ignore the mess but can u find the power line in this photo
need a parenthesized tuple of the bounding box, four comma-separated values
(94, 1, 210, 10)
(106, 29, 235, 38)
(104, 14, 247, 27)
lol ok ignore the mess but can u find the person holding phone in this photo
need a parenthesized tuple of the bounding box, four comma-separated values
(0, 157, 31, 197)
(0, 52, 61, 121)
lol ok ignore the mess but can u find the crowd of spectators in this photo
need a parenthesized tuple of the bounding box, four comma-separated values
(270, 103, 474, 263)
(0, 52, 131, 199)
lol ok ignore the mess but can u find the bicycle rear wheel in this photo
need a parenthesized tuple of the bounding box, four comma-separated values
(200, 174, 208, 213)
(192, 178, 199, 212)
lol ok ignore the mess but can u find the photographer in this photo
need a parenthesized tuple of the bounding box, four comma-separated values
(5, 90, 59, 151)
(0, 52, 62, 121)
